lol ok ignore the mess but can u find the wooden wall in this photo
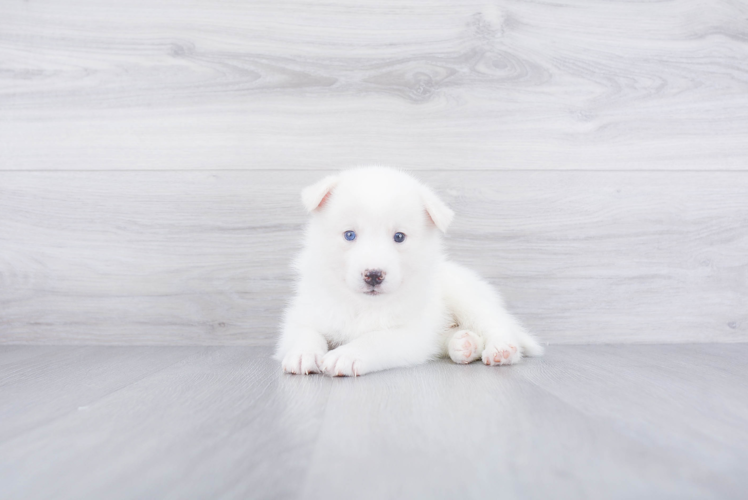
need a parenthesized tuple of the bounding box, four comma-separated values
(1, 0, 746, 345)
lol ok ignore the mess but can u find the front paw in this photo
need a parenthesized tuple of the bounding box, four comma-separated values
(282, 351, 323, 375)
(321, 347, 364, 377)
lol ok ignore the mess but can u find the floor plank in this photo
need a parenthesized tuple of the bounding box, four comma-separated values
(0, 346, 331, 500)
(515, 344, 748, 498)
(0, 346, 196, 444)
(301, 353, 741, 500)
(0, 345, 745, 499)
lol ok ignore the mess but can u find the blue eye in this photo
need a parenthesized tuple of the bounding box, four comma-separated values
(344, 230, 356, 241)
(393, 232, 406, 243)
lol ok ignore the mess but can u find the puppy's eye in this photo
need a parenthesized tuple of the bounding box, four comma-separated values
(393, 232, 406, 243)
(344, 230, 356, 241)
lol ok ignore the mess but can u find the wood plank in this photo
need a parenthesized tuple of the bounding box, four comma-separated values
(0, 346, 51, 368)
(1, 0, 747, 171)
(515, 344, 748, 474)
(0, 346, 332, 500)
(1, 170, 746, 344)
(1, 345, 744, 499)
(301, 347, 747, 499)
(0, 346, 197, 443)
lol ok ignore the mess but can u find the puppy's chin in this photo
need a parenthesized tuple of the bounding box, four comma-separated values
(343, 277, 401, 296)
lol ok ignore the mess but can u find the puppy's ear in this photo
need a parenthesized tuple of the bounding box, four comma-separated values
(421, 186, 454, 233)
(301, 175, 339, 212)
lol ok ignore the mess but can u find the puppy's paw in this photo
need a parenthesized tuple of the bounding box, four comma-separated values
(282, 351, 323, 375)
(321, 347, 364, 377)
(448, 330, 484, 364)
(482, 340, 521, 366)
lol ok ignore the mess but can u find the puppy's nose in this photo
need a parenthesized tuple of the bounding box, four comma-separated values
(363, 269, 385, 287)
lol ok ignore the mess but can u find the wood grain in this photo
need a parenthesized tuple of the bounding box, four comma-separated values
(518, 344, 748, 473)
(0, 346, 196, 443)
(1, 2, 746, 497)
(1, 345, 745, 499)
(1, 0, 747, 171)
(1, 170, 745, 345)
(0, 346, 333, 500)
(302, 347, 747, 499)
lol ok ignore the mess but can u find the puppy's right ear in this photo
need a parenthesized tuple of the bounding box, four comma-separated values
(301, 175, 339, 212)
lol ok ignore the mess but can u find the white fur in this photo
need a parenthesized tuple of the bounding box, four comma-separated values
(275, 167, 543, 376)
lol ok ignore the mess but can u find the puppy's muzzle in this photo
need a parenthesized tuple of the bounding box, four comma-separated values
(363, 269, 386, 287)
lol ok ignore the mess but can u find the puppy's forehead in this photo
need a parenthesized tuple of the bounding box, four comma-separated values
(331, 171, 424, 217)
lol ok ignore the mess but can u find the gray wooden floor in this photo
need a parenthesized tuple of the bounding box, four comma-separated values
(1, 345, 746, 499)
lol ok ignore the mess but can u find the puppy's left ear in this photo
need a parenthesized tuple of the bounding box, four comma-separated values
(421, 186, 454, 233)
(301, 174, 339, 212)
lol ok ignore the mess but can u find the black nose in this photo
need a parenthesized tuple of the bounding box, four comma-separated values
(363, 269, 385, 287)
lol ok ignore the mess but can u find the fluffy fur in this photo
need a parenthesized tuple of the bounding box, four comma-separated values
(275, 167, 543, 376)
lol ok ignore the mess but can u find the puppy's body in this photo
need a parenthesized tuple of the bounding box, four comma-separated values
(275, 167, 542, 376)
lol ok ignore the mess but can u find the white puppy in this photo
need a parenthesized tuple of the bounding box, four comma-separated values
(275, 167, 543, 376)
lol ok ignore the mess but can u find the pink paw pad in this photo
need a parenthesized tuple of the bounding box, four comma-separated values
(483, 343, 520, 366)
(448, 330, 483, 365)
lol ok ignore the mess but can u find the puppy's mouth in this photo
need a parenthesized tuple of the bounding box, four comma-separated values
(363, 289, 382, 296)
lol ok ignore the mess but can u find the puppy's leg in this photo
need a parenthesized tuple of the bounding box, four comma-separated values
(321, 325, 439, 377)
(274, 325, 329, 375)
(441, 262, 544, 366)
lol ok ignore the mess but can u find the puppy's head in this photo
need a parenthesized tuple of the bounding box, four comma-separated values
(300, 167, 453, 298)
